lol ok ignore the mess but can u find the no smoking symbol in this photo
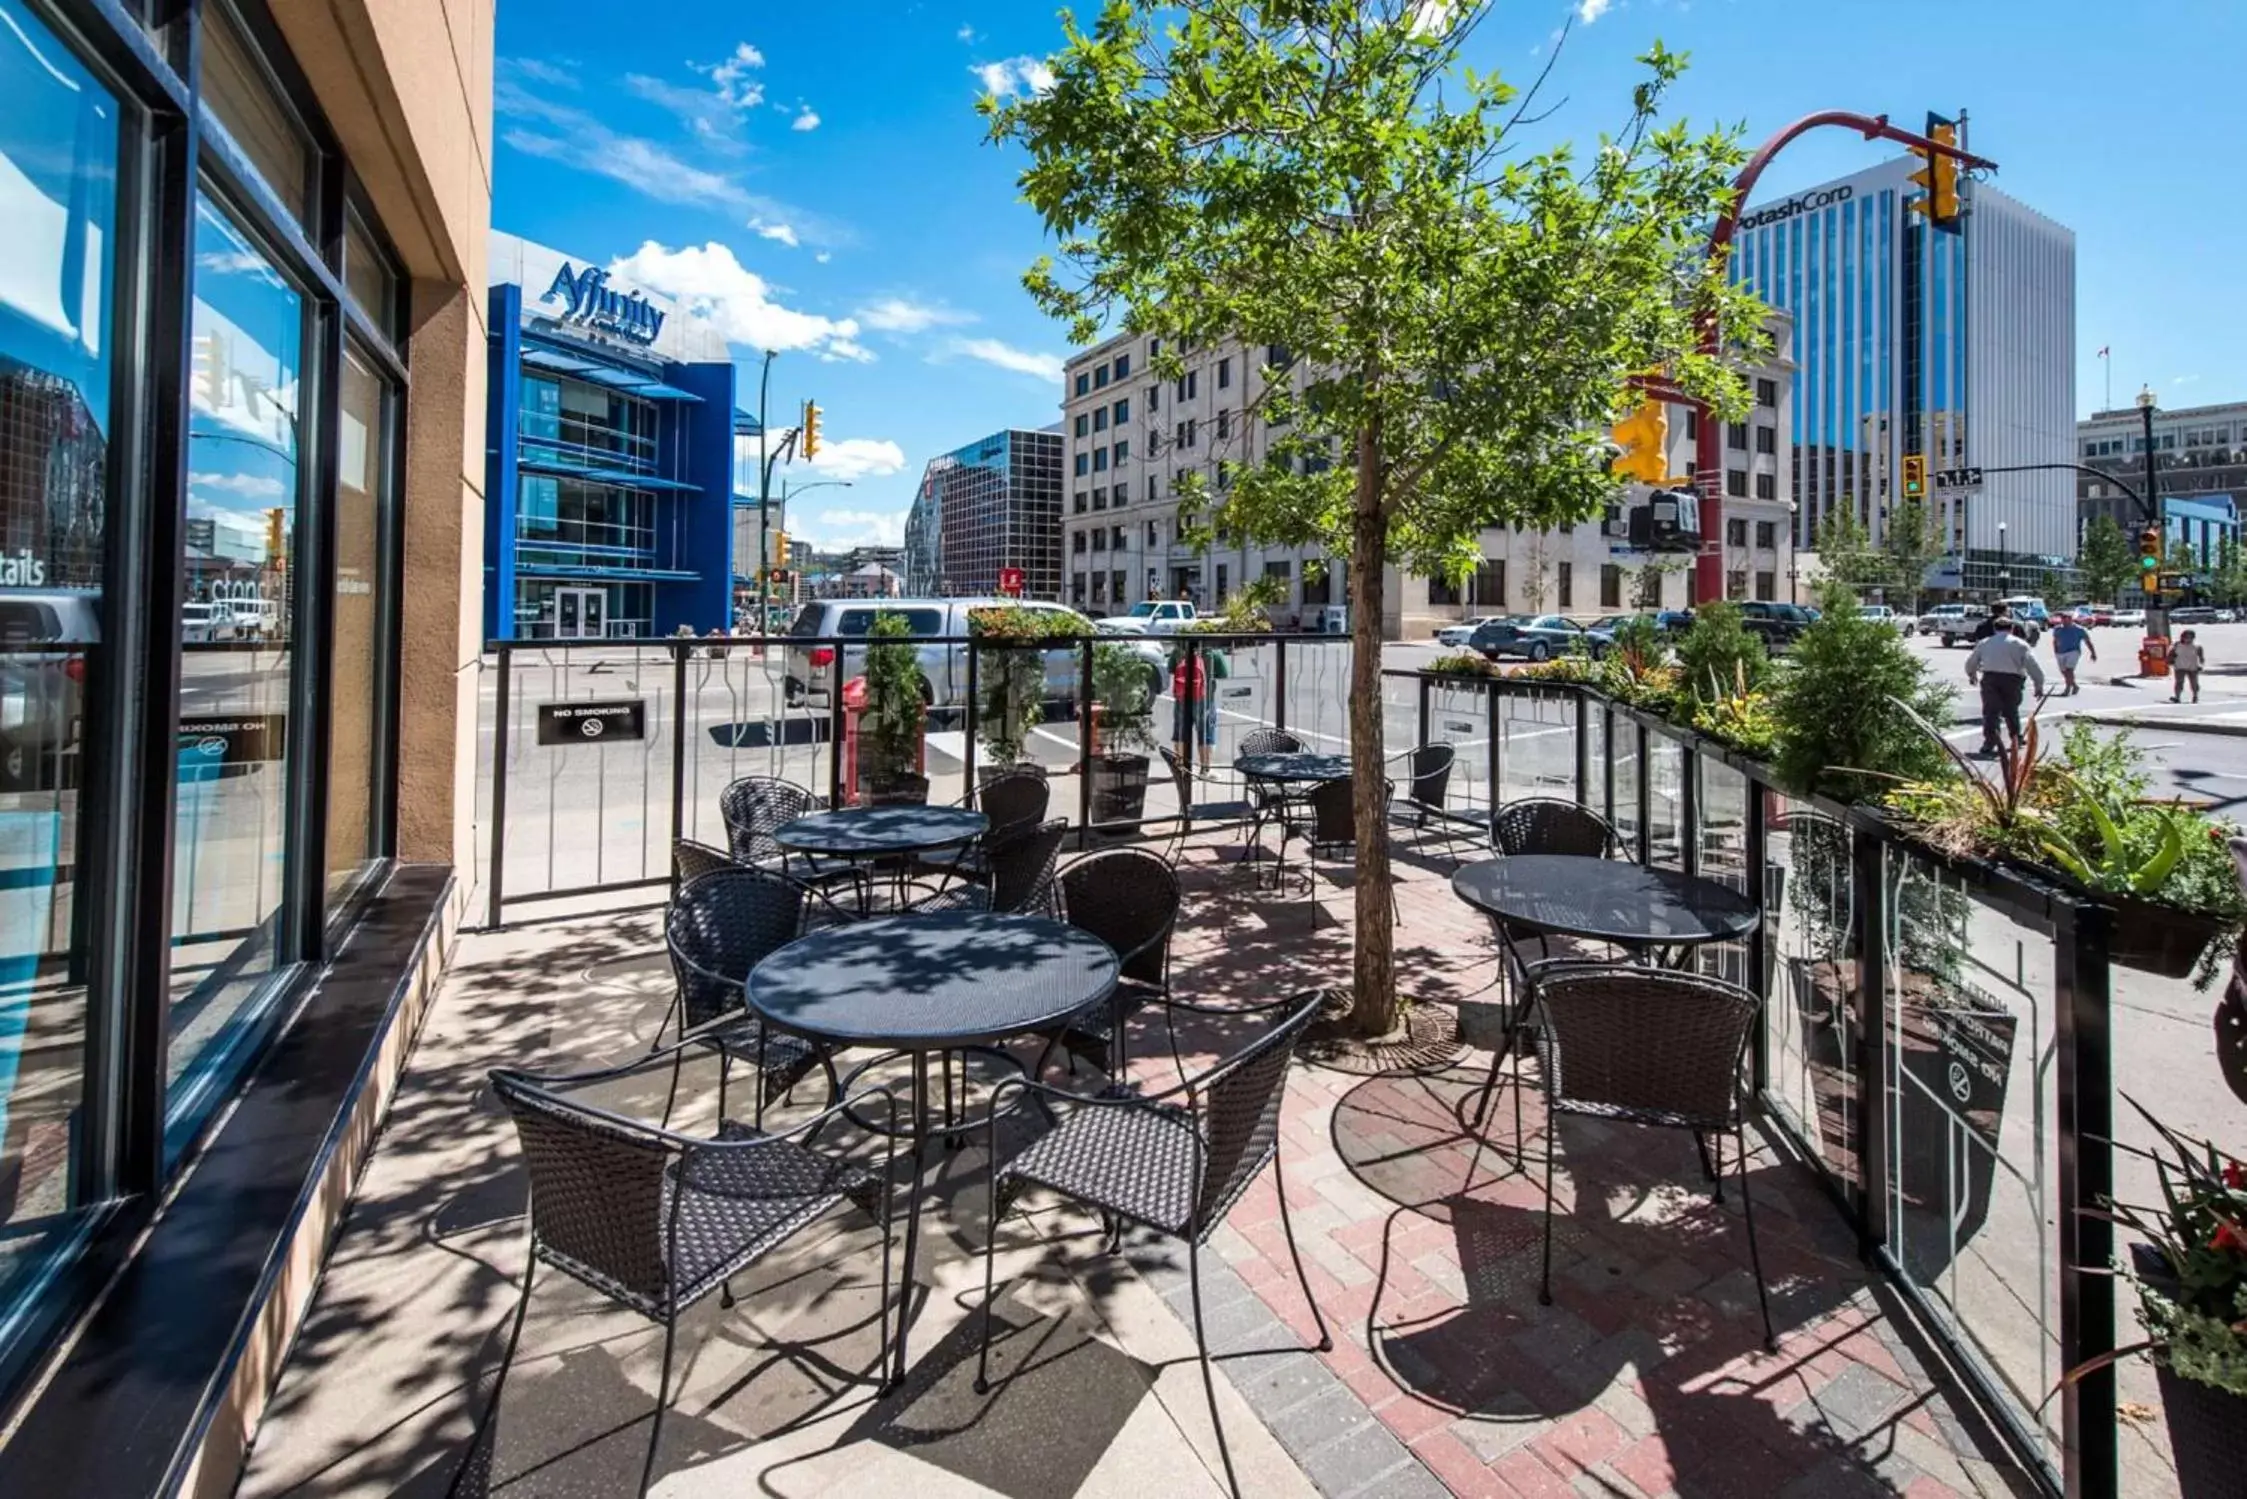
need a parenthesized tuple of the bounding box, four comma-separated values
(580, 718, 606, 739)
(1946, 1060, 1971, 1105)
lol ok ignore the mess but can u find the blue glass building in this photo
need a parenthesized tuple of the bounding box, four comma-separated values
(484, 233, 739, 639)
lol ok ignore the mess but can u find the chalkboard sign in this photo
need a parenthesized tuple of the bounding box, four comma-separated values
(537, 699, 646, 745)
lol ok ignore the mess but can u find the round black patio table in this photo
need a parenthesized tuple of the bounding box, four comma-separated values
(770, 804, 988, 858)
(1451, 854, 1759, 950)
(746, 911, 1118, 1386)
(1234, 751, 1352, 783)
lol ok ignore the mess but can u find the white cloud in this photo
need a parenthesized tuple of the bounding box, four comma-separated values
(793, 439, 908, 483)
(797, 507, 907, 548)
(1408, 1, 1456, 35)
(506, 58, 579, 88)
(949, 336, 1065, 383)
(792, 107, 821, 132)
(957, 24, 977, 43)
(2173, 374, 2201, 386)
(857, 298, 976, 334)
(753, 220, 801, 247)
(698, 42, 766, 107)
(190, 470, 285, 499)
(971, 57, 1056, 98)
(822, 338, 874, 364)
(1577, 0, 1614, 22)
(610, 240, 866, 359)
(815, 252, 832, 264)
(624, 73, 751, 153)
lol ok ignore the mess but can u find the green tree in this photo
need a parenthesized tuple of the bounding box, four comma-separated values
(1880, 498, 1946, 614)
(2209, 535, 2247, 608)
(986, 0, 1766, 1032)
(1770, 581, 1953, 803)
(1814, 505, 1893, 597)
(2077, 514, 2138, 604)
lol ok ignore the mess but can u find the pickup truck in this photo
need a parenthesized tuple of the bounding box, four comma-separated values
(1094, 600, 1198, 635)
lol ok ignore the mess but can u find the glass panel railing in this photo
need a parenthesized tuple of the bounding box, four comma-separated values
(1763, 803, 1858, 1192)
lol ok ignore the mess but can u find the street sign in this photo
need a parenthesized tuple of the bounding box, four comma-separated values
(2157, 572, 2190, 595)
(997, 566, 1024, 597)
(536, 700, 647, 746)
(1933, 466, 1983, 491)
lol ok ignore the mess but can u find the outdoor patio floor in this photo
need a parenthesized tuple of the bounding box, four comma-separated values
(240, 820, 2040, 1498)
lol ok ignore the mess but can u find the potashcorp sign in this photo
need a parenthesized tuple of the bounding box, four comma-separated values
(1739, 184, 1856, 232)
(538, 264, 666, 346)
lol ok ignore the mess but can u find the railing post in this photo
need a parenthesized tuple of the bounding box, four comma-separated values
(1415, 675, 1430, 760)
(828, 647, 845, 809)
(2055, 899, 2117, 1499)
(669, 641, 688, 871)
(1078, 635, 1094, 848)
(485, 645, 511, 929)
(963, 637, 980, 800)
(1273, 635, 1287, 734)
(1745, 771, 1770, 1098)
(1602, 705, 1615, 826)
(1680, 735, 1701, 876)
(1484, 680, 1500, 814)
(1634, 721, 1651, 864)
(1850, 824, 1889, 1253)
(1574, 689, 1590, 807)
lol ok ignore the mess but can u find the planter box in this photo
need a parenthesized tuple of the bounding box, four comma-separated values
(2096, 888, 2226, 979)
(1090, 753, 1150, 824)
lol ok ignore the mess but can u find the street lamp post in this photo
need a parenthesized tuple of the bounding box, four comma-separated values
(2139, 385, 2168, 639)
(1997, 521, 2009, 598)
(770, 478, 853, 614)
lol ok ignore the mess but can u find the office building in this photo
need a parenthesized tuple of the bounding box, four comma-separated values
(1731, 157, 2076, 595)
(2076, 399, 2247, 568)
(905, 426, 1066, 596)
(484, 233, 739, 639)
(1061, 329, 1797, 635)
(0, 0, 490, 1487)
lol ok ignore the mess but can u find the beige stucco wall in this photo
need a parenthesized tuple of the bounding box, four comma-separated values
(275, 0, 493, 883)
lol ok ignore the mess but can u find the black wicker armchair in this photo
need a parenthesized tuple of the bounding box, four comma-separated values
(1396, 742, 1457, 828)
(973, 991, 1330, 1499)
(908, 818, 1068, 917)
(661, 866, 840, 1126)
(1479, 964, 1773, 1351)
(910, 770, 1051, 884)
(1041, 848, 1181, 1077)
(718, 774, 867, 906)
(1283, 776, 1396, 927)
(1156, 747, 1252, 861)
(672, 837, 738, 887)
(1490, 796, 1622, 860)
(453, 1056, 894, 1498)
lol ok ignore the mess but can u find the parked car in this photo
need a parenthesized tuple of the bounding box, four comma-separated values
(1993, 596, 2050, 645)
(1467, 614, 1611, 663)
(2073, 603, 2115, 627)
(785, 597, 1165, 711)
(1857, 604, 1912, 635)
(1734, 600, 1817, 651)
(2168, 605, 2219, 625)
(1093, 599, 1197, 636)
(2112, 607, 2147, 628)
(0, 589, 98, 788)
(1435, 614, 1510, 649)
(1920, 603, 1988, 647)
(2219, 609, 2240, 624)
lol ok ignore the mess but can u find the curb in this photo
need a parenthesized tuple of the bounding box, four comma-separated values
(2074, 713, 2247, 738)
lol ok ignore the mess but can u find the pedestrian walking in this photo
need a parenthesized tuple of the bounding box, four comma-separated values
(2048, 614, 2095, 696)
(2171, 629, 2206, 703)
(1169, 642, 1224, 775)
(1965, 619, 2046, 756)
(1970, 602, 2011, 644)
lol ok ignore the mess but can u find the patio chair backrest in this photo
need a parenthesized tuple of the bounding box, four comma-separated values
(1406, 743, 1455, 813)
(668, 865, 806, 1029)
(1534, 967, 1756, 1131)
(490, 1069, 675, 1308)
(987, 818, 1070, 915)
(979, 771, 1052, 836)
(719, 776, 819, 864)
(1492, 797, 1615, 860)
(1060, 847, 1179, 989)
(673, 838, 738, 886)
(1308, 777, 1356, 846)
(1191, 990, 1327, 1235)
(1239, 728, 1304, 757)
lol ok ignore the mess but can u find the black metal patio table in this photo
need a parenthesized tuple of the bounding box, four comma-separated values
(1233, 752, 1352, 887)
(745, 910, 1118, 1386)
(1450, 854, 1760, 953)
(772, 804, 989, 910)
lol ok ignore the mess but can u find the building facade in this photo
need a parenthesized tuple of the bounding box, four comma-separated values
(483, 233, 737, 640)
(1059, 330, 1798, 637)
(0, 0, 490, 1485)
(905, 426, 1065, 597)
(2076, 397, 2247, 534)
(1731, 157, 2077, 597)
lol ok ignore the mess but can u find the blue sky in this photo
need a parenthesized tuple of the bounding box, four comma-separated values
(492, 0, 2247, 550)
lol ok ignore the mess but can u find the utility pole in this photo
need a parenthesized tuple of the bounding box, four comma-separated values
(751, 351, 805, 637)
(2139, 385, 2167, 640)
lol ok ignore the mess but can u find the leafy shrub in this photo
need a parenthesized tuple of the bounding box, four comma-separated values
(1426, 649, 1498, 677)
(1771, 582, 1952, 801)
(1688, 663, 1780, 757)
(860, 611, 924, 786)
(1673, 600, 1768, 706)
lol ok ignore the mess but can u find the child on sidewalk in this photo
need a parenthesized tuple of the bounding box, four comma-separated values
(2171, 629, 2206, 703)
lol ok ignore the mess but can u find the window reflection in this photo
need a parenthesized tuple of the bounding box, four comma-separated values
(0, 0, 117, 1311)
(327, 344, 382, 906)
(171, 189, 299, 1137)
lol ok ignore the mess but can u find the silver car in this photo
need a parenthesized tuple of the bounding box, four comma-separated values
(0, 589, 99, 788)
(784, 598, 1165, 711)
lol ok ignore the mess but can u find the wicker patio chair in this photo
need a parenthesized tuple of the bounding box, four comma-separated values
(973, 991, 1331, 1499)
(662, 866, 839, 1127)
(1040, 848, 1181, 1078)
(455, 1055, 894, 1498)
(911, 770, 1051, 883)
(1395, 742, 1457, 828)
(1483, 964, 1774, 1351)
(718, 775, 867, 906)
(672, 838, 738, 886)
(1156, 747, 1252, 862)
(1282, 776, 1396, 928)
(908, 818, 1069, 917)
(1490, 796, 1622, 860)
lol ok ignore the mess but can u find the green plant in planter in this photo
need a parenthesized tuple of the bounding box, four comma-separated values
(1689, 661, 1779, 758)
(858, 611, 925, 795)
(1673, 600, 1768, 706)
(1772, 581, 1952, 802)
(2036, 778, 2187, 897)
(968, 605, 1089, 769)
(1091, 641, 1158, 755)
(1426, 649, 1498, 678)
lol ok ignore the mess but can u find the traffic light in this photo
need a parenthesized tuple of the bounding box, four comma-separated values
(2139, 526, 2164, 574)
(773, 530, 789, 567)
(1608, 398, 1669, 485)
(264, 507, 286, 563)
(1901, 454, 1926, 499)
(800, 400, 822, 460)
(1907, 112, 1963, 235)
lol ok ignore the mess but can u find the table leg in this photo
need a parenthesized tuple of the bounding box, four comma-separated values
(891, 1051, 930, 1389)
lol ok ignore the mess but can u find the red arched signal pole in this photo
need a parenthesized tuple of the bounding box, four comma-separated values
(1688, 112, 1998, 605)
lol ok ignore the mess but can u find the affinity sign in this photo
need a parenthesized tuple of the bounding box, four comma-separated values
(536, 699, 647, 746)
(538, 264, 666, 345)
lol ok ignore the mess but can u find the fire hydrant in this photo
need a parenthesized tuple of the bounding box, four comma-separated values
(2138, 635, 2171, 679)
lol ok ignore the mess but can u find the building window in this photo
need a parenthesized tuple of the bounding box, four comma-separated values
(1112, 397, 1129, 424)
(1113, 483, 1128, 506)
(1218, 357, 1231, 389)
(1756, 571, 1777, 601)
(1112, 439, 1128, 463)
(1092, 572, 1107, 603)
(1092, 529, 1107, 551)
(1072, 531, 1086, 553)
(1176, 419, 1195, 449)
(1073, 490, 1087, 513)
(1755, 520, 1776, 549)
(1756, 377, 1777, 407)
(1113, 353, 1130, 380)
(1148, 475, 1160, 501)
(200, 1, 315, 224)
(1726, 422, 1747, 451)
(1215, 409, 1231, 440)
(1111, 525, 1127, 551)
(1146, 383, 1158, 412)
(1727, 569, 1748, 599)
(1426, 573, 1460, 607)
(1726, 469, 1748, 498)
(1685, 409, 1699, 439)
(1075, 373, 1090, 396)
(1092, 448, 1107, 472)
(1072, 573, 1086, 605)
(1146, 521, 1159, 546)
(1556, 561, 1573, 608)
(1074, 414, 1089, 437)
(1266, 343, 1294, 370)
(1094, 363, 1109, 389)
(1472, 559, 1507, 608)
(1754, 425, 1776, 455)
(1754, 473, 1776, 501)
(1725, 518, 1747, 547)
(1176, 369, 1197, 401)
(1599, 564, 1623, 608)
(1074, 453, 1089, 476)
(1215, 563, 1229, 601)
(1092, 408, 1107, 433)
(1092, 488, 1107, 510)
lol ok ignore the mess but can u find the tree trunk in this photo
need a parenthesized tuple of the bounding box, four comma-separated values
(1347, 424, 1396, 1036)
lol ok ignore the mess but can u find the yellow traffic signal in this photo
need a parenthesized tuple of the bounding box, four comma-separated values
(773, 530, 788, 567)
(1907, 112, 1962, 234)
(1901, 454, 1926, 499)
(1609, 399, 1670, 485)
(264, 507, 286, 562)
(2139, 526, 2163, 573)
(801, 400, 822, 461)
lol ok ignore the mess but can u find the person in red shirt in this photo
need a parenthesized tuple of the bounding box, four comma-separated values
(1170, 645, 1219, 774)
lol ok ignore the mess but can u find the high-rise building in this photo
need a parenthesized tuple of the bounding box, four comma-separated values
(905, 427, 1065, 597)
(2076, 398, 2247, 581)
(1732, 157, 2076, 595)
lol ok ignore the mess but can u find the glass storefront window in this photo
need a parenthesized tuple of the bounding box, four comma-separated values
(341, 210, 395, 336)
(170, 188, 302, 1137)
(0, 0, 120, 1309)
(518, 371, 657, 470)
(327, 343, 385, 908)
(197, 1, 311, 225)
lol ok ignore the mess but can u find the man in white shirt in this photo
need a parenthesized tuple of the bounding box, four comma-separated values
(1964, 620, 2046, 757)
